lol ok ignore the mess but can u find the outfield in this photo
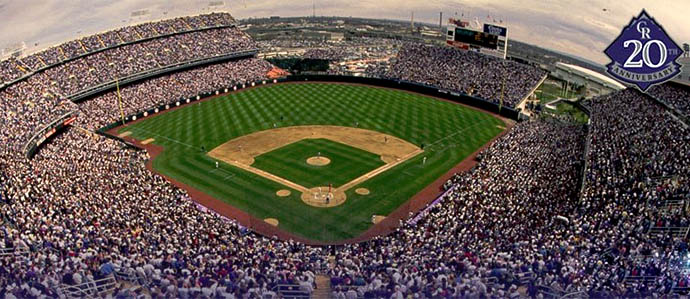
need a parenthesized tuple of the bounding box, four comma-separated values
(119, 83, 505, 242)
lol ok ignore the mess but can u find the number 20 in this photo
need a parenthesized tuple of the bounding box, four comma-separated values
(623, 39, 667, 68)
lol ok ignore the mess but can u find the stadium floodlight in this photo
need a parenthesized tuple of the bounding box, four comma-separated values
(131, 9, 150, 18)
(209, 1, 224, 8)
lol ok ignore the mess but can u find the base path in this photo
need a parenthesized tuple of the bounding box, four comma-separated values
(208, 125, 423, 208)
(208, 125, 420, 165)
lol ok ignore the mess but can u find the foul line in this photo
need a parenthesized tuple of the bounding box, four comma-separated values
(426, 119, 496, 150)
(221, 148, 424, 196)
(125, 126, 199, 150)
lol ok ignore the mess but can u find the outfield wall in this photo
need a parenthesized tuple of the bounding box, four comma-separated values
(287, 74, 521, 120)
(99, 75, 521, 135)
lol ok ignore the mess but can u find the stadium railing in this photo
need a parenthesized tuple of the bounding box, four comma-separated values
(663, 199, 686, 210)
(23, 111, 77, 159)
(57, 275, 118, 298)
(536, 285, 563, 298)
(0, 23, 238, 93)
(270, 284, 311, 298)
(573, 100, 591, 205)
(113, 266, 151, 288)
(647, 226, 690, 238)
(0, 246, 29, 257)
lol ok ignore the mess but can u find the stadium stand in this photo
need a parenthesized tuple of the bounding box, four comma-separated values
(647, 82, 690, 118)
(0, 11, 688, 298)
(380, 43, 547, 108)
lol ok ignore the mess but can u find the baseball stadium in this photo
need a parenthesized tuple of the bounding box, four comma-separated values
(0, 1, 689, 298)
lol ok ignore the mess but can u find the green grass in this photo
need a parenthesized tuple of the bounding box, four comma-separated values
(121, 83, 504, 242)
(536, 81, 584, 104)
(553, 102, 589, 124)
(252, 138, 385, 188)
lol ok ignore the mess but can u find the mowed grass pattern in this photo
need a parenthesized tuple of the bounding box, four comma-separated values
(252, 138, 385, 188)
(122, 83, 504, 242)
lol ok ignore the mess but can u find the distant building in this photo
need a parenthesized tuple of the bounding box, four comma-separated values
(551, 62, 625, 97)
(671, 57, 690, 87)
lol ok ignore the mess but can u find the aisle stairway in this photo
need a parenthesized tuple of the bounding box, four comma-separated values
(314, 275, 332, 298)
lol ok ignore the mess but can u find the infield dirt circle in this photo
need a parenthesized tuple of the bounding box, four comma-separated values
(300, 187, 347, 208)
(355, 188, 370, 195)
(306, 156, 331, 166)
(276, 189, 291, 197)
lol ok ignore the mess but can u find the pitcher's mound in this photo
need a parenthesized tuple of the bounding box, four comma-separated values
(306, 156, 331, 166)
(264, 218, 279, 226)
(355, 188, 370, 195)
(301, 187, 346, 208)
(276, 189, 291, 197)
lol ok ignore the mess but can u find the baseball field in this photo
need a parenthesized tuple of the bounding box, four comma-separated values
(118, 82, 505, 242)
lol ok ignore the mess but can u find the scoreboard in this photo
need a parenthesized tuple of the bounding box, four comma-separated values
(453, 27, 498, 50)
(446, 19, 508, 59)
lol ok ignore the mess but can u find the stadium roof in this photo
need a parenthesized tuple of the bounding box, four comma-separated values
(555, 62, 625, 89)
(671, 57, 690, 87)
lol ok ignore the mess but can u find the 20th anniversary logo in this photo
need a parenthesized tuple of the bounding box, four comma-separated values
(605, 10, 683, 91)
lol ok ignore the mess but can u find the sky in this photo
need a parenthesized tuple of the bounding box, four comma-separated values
(0, 0, 688, 64)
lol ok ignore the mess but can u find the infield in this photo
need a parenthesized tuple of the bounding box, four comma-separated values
(119, 82, 505, 242)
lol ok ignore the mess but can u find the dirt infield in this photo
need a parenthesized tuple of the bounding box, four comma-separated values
(106, 81, 514, 245)
(208, 125, 419, 166)
(207, 125, 423, 208)
(306, 156, 331, 166)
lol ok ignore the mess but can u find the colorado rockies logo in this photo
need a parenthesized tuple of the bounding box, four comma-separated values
(604, 10, 683, 91)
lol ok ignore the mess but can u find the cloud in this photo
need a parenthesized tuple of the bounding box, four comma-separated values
(0, 0, 688, 64)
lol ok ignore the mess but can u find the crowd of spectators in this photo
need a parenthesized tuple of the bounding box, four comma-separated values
(0, 127, 325, 298)
(647, 82, 690, 117)
(0, 16, 689, 298)
(380, 43, 547, 108)
(0, 14, 256, 152)
(0, 12, 236, 84)
(329, 119, 588, 298)
(77, 58, 275, 131)
(575, 88, 689, 297)
(0, 50, 318, 297)
(44, 26, 255, 96)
